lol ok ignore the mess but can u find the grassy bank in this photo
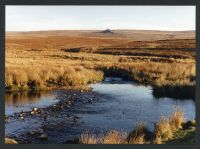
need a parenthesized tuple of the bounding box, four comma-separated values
(79, 108, 195, 144)
(5, 65, 104, 91)
(5, 60, 195, 91)
(99, 61, 195, 87)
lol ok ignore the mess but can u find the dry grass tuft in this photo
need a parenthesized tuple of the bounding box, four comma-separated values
(169, 108, 184, 130)
(154, 116, 173, 142)
(102, 130, 127, 144)
(153, 136, 162, 144)
(127, 123, 147, 144)
(80, 130, 127, 144)
(5, 138, 18, 144)
(128, 133, 145, 144)
(79, 133, 98, 144)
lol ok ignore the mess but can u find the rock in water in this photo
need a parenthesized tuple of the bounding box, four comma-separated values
(5, 115, 9, 122)
(39, 133, 48, 140)
(33, 108, 38, 112)
(30, 111, 35, 115)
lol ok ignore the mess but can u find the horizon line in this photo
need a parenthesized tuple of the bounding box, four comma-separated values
(6, 29, 196, 32)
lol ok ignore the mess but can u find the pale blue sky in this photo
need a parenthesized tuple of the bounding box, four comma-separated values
(6, 6, 195, 31)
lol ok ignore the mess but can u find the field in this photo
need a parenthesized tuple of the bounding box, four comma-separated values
(5, 30, 196, 144)
(5, 30, 195, 92)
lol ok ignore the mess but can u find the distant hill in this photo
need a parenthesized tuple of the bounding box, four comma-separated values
(99, 29, 114, 34)
(6, 30, 195, 41)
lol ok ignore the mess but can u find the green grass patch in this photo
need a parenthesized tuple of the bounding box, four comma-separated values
(165, 127, 195, 144)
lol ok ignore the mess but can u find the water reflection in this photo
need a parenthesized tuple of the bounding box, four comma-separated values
(89, 77, 195, 131)
(5, 91, 58, 115)
(152, 86, 195, 100)
(5, 91, 56, 105)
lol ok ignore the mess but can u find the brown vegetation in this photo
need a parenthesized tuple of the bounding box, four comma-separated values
(5, 65, 103, 91)
(102, 130, 127, 144)
(80, 133, 98, 144)
(112, 39, 195, 49)
(5, 31, 196, 144)
(127, 123, 147, 144)
(169, 108, 184, 130)
(6, 30, 195, 41)
(5, 30, 195, 91)
(154, 117, 173, 143)
(5, 138, 18, 144)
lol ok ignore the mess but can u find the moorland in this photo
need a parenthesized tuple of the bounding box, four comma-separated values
(5, 29, 196, 144)
(6, 30, 195, 91)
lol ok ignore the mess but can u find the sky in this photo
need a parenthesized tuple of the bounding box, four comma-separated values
(6, 6, 195, 31)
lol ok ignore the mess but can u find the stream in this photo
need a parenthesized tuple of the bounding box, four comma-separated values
(5, 77, 195, 144)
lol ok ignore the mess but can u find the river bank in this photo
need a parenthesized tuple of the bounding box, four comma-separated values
(5, 77, 195, 144)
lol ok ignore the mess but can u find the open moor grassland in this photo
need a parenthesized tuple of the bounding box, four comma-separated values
(5, 30, 195, 92)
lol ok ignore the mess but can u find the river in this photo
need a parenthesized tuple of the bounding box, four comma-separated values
(5, 77, 195, 144)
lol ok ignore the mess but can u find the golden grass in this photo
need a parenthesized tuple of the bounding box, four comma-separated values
(102, 130, 127, 144)
(80, 130, 128, 144)
(169, 108, 184, 130)
(153, 109, 185, 144)
(104, 61, 195, 87)
(127, 123, 146, 144)
(5, 34, 195, 91)
(154, 117, 173, 141)
(80, 133, 98, 144)
(5, 65, 104, 91)
(5, 57, 195, 91)
(5, 138, 18, 144)
(153, 136, 162, 144)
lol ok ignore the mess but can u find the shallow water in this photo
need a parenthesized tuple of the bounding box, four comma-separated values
(88, 77, 195, 131)
(5, 91, 59, 116)
(5, 77, 195, 143)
